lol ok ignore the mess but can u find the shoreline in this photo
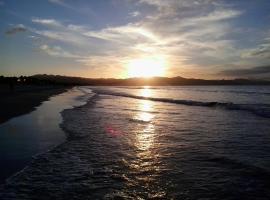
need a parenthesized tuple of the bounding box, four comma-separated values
(0, 86, 88, 184)
(0, 85, 70, 124)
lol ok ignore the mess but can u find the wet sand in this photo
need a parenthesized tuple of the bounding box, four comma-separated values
(0, 85, 70, 124)
(0, 86, 87, 184)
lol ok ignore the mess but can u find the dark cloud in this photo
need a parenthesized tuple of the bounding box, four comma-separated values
(219, 66, 270, 76)
(242, 44, 270, 59)
(5, 25, 27, 35)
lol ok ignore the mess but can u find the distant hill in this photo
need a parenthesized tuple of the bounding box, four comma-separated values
(1, 74, 270, 86)
(30, 74, 270, 86)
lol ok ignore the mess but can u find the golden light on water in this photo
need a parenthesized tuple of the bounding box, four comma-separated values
(127, 56, 166, 78)
(126, 88, 163, 193)
(136, 124, 155, 151)
(134, 100, 154, 123)
(135, 88, 155, 151)
(140, 86, 152, 97)
(135, 88, 153, 122)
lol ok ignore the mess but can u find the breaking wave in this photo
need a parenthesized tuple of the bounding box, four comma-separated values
(114, 86, 270, 95)
(93, 89, 270, 118)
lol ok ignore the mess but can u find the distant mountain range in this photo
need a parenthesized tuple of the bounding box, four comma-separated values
(1, 74, 269, 86)
(30, 74, 270, 86)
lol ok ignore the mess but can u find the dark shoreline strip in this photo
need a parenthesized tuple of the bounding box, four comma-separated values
(0, 85, 70, 124)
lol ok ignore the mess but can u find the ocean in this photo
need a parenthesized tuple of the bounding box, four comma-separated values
(1, 86, 270, 199)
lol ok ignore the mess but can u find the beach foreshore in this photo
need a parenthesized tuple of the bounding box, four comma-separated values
(0, 85, 70, 124)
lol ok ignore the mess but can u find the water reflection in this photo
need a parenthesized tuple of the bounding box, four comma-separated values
(137, 112, 153, 123)
(136, 123, 155, 151)
(129, 88, 166, 197)
(135, 88, 155, 151)
(140, 86, 151, 97)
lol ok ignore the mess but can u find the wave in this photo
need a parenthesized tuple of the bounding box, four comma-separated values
(114, 86, 270, 95)
(92, 89, 270, 118)
(128, 118, 151, 123)
(77, 86, 93, 95)
(189, 89, 270, 95)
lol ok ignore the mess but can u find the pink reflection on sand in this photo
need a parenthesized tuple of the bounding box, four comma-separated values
(105, 124, 124, 137)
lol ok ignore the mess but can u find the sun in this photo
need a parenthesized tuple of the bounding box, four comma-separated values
(127, 56, 166, 78)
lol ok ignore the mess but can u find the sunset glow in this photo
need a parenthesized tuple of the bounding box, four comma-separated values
(1, 1, 270, 79)
(127, 56, 166, 78)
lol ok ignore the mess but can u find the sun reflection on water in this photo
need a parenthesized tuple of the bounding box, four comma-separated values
(136, 123, 155, 151)
(123, 87, 167, 198)
(130, 88, 163, 195)
(140, 86, 152, 97)
(135, 87, 155, 151)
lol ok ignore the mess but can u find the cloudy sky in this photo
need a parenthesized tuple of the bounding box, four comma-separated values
(1, 0, 270, 79)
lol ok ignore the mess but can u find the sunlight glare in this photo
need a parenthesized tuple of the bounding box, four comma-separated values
(135, 100, 154, 122)
(127, 56, 166, 78)
(140, 86, 152, 97)
(135, 99, 155, 151)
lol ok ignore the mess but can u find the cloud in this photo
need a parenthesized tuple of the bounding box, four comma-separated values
(48, 0, 68, 7)
(130, 11, 141, 17)
(34, 29, 88, 46)
(32, 18, 61, 27)
(39, 1, 243, 77)
(76, 55, 128, 78)
(39, 44, 83, 58)
(67, 24, 88, 32)
(84, 25, 161, 44)
(48, 0, 96, 17)
(30, 18, 92, 46)
(134, 1, 243, 68)
(240, 30, 270, 60)
(219, 66, 270, 76)
(182, 9, 242, 26)
(5, 24, 27, 35)
(241, 43, 270, 59)
(24, 1, 251, 78)
(32, 18, 89, 33)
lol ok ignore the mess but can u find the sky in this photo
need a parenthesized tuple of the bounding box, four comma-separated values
(0, 0, 270, 79)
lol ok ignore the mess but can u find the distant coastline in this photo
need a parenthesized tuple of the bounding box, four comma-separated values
(1, 74, 270, 86)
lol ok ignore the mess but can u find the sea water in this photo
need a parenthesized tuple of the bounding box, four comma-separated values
(1, 86, 270, 199)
